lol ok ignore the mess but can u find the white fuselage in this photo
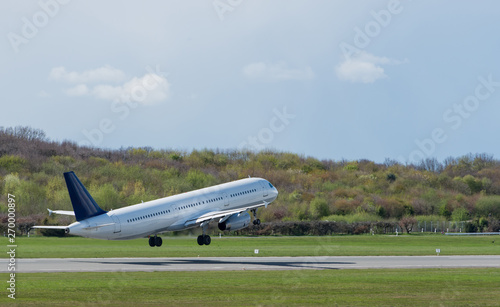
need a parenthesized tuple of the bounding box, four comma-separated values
(66, 177, 278, 240)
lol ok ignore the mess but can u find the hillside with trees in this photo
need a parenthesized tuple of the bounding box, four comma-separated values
(1, 126, 499, 235)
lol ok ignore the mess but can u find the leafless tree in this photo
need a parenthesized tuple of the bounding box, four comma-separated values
(399, 216, 417, 233)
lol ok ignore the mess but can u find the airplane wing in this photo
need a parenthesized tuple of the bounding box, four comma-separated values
(184, 201, 269, 227)
(47, 209, 75, 216)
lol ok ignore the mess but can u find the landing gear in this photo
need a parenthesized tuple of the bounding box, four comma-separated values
(197, 234, 211, 245)
(149, 235, 162, 247)
(197, 222, 211, 245)
(251, 208, 261, 225)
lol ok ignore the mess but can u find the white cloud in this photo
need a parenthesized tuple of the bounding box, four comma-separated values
(243, 62, 314, 81)
(91, 84, 124, 101)
(65, 84, 89, 96)
(91, 73, 170, 105)
(335, 52, 404, 83)
(50, 65, 171, 105)
(49, 65, 127, 84)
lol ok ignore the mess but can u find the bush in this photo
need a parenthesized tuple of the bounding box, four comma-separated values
(0, 155, 27, 173)
(310, 198, 329, 219)
(322, 212, 382, 223)
(451, 208, 469, 221)
(464, 222, 477, 233)
(399, 216, 417, 233)
(185, 169, 216, 190)
(386, 173, 396, 183)
(241, 221, 396, 236)
(91, 184, 121, 210)
(475, 196, 500, 218)
(487, 218, 500, 232)
(353, 224, 370, 234)
(462, 175, 483, 193)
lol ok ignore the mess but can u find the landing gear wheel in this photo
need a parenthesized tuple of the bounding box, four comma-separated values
(251, 209, 260, 226)
(197, 235, 204, 246)
(155, 236, 163, 247)
(197, 235, 211, 245)
(149, 237, 155, 247)
(204, 235, 211, 245)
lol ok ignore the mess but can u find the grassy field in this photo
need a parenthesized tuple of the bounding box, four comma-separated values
(3, 235, 499, 306)
(4, 234, 500, 258)
(2, 268, 499, 306)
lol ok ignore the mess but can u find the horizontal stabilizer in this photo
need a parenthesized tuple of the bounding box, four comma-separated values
(48, 209, 75, 216)
(31, 226, 68, 230)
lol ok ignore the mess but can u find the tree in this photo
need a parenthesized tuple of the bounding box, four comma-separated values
(475, 196, 500, 218)
(386, 173, 396, 183)
(1, 126, 47, 141)
(310, 198, 329, 219)
(399, 216, 417, 233)
(451, 208, 469, 221)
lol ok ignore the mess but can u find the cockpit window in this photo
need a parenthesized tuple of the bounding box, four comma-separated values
(268, 183, 274, 188)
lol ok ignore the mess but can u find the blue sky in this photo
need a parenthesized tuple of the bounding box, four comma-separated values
(2, 0, 500, 163)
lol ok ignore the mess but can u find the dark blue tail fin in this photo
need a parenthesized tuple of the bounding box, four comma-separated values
(64, 171, 107, 221)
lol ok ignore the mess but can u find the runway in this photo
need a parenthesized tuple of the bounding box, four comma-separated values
(4, 256, 500, 273)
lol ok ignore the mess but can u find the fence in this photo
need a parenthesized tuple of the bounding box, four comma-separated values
(416, 221, 466, 233)
(390, 221, 467, 234)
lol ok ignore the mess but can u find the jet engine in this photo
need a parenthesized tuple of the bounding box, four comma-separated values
(218, 212, 251, 231)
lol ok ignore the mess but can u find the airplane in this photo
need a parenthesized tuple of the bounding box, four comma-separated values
(33, 171, 278, 246)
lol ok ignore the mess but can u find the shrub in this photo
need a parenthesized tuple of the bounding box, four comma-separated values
(185, 169, 215, 189)
(343, 163, 358, 171)
(386, 173, 396, 183)
(464, 222, 477, 233)
(91, 184, 121, 210)
(399, 216, 417, 233)
(475, 196, 500, 218)
(462, 175, 483, 193)
(487, 218, 500, 232)
(353, 224, 370, 234)
(310, 198, 329, 219)
(0, 155, 27, 173)
(322, 212, 382, 223)
(451, 207, 469, 221)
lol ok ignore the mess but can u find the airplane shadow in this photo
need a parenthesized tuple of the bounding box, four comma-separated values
(83, 258, 355, 270)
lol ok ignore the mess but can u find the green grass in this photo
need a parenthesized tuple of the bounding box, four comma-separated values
(4, 234, 500, 258)
(2, 269, 499, 306)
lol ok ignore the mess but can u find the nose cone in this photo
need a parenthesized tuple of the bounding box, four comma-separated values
(270, 185, 278, 200)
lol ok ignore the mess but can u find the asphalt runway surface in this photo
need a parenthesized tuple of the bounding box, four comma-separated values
(3, 256, 500, 273)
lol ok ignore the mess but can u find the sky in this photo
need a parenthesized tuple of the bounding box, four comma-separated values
(2, 0, 500, 163)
